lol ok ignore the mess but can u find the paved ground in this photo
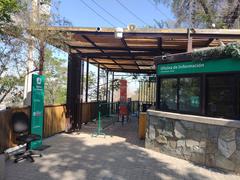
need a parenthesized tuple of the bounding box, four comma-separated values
(5, 117, 240, 180)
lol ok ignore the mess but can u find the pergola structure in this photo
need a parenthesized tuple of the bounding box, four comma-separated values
(46, 27, 240, 129)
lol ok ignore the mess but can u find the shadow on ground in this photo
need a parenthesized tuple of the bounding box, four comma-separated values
(6, 117, 238, 180)
(81, 116, 145, 147)
(6, 133, 210, 180)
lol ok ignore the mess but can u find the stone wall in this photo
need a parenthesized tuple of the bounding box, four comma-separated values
(145, 114, 240, 173)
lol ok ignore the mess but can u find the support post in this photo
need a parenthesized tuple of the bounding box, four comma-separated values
(66, 53, 83, 130)
(85, 58, 89, 102)
(111, 72, 114, 103)
(111, 72, 115, 113)
(79, 59, 84, 126)
(97, 63, 100, 102)
(106, 70, 109, 102)
(187, 28, 193, 52)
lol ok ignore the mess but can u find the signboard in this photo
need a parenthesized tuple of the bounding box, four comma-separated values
(119, 80, 128, 115)
(157, 58, 240, 75)
(30, 74, 45, 149)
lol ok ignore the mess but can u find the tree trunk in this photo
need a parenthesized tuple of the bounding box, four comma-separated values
(39, 41, 45, 75)
(198, 0, 214, 26)
(225, 2, 240, 28)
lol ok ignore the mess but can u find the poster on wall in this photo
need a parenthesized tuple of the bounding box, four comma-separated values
(30, 74, 45, 149)
(119, 80, 128, 115)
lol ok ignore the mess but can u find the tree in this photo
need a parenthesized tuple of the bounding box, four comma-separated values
(154, 0, 240, 28)
(44, 48, 67, 105)
(0, 0, 26, 105)
(0, 0, 20, 31)
(0, 0, 71, 105)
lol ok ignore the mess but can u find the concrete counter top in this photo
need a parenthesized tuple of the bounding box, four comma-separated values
(147, 109, 240, 128)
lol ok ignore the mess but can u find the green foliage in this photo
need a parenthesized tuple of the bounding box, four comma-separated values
(224, 43, 240, 59)
(192, 43, 240, 60)
(0, 0, 20, 27)
(154, 0, 240, 28)
(44, 49, 67, 105)
(0, 75, 24, 103)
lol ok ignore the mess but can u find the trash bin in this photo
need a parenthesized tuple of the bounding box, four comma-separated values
(138, 112, 147, 139)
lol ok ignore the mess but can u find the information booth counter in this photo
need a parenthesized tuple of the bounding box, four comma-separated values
(145, 47, 240, 173)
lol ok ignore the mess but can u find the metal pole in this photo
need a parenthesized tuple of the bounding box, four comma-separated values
(106, 70, 109, 102)
(111, 72, 114, 103)
(111, 72, 114, 114)
(79, 59, 84, 128)
(138, 81, 141, 113)
(85, 58, 89, 102)
(97, 63, 100, 102)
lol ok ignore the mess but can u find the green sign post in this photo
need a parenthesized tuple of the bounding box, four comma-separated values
(157, 58, 240, 75)
(30, 74, 45, 149)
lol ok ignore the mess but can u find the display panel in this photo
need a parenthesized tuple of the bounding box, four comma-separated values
(207, 75, 235, 118)
(160, 78, 177, 111)
(179, 77, 201, 113)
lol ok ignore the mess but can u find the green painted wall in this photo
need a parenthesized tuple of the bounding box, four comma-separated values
(157, 58, 240, 75)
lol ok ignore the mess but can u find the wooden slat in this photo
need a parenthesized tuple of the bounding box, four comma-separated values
(0, 103, 100, 152)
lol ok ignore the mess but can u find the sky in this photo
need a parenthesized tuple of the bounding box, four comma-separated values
(51, 0, 174, 99)
(55, 0, 174, 28)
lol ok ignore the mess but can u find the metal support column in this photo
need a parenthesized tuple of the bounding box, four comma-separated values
(106, 70, 109, 102)
(111, 72, 114, 103)
(66, 53, 83, 130)
(111, 72, 115, 113)
(97, 63, 100, 102)
(85, 58, 89, 102)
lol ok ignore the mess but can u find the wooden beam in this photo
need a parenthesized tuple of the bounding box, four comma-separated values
(111, 69, 155, 74)
(120, 38, 140, 71)
(205, 38, 214, 46)
(82, 35, 125, 70)
(79, 51, 161, 57)
(70, 45, 184, 54)
(87, 57, 154, 60)
(157, 37, 163, 54)
(72, 46, 160, 51)
(91, 58, 109, 69)
(91, 62, 152, 66)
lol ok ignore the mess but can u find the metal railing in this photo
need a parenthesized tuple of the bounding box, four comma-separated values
(92, 102, 119, 137)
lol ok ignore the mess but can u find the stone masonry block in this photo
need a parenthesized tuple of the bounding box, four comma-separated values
(174, 121, 186, 139)
(149, 125, 156, 140)
(218, 128, 236, 158)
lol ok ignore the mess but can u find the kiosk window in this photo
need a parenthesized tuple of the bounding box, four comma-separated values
(207, 75, 235, 118)
(179, 77, 201, 113)
(160, 78, 177, 110)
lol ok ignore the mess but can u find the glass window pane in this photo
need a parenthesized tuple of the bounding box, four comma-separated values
(207, 75, 235, 118)
(179, 77, 201, 113)
(160, 78, 177, 110)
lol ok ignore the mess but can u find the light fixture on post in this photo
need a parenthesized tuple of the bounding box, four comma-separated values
(115, 27, 123, 39)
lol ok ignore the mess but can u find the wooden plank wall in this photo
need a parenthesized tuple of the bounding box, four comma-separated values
(81, 102, 97, 123)
(43, 104, 67, 138)
(0, 103, 98, 152)
(0, 105, 65, 152)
